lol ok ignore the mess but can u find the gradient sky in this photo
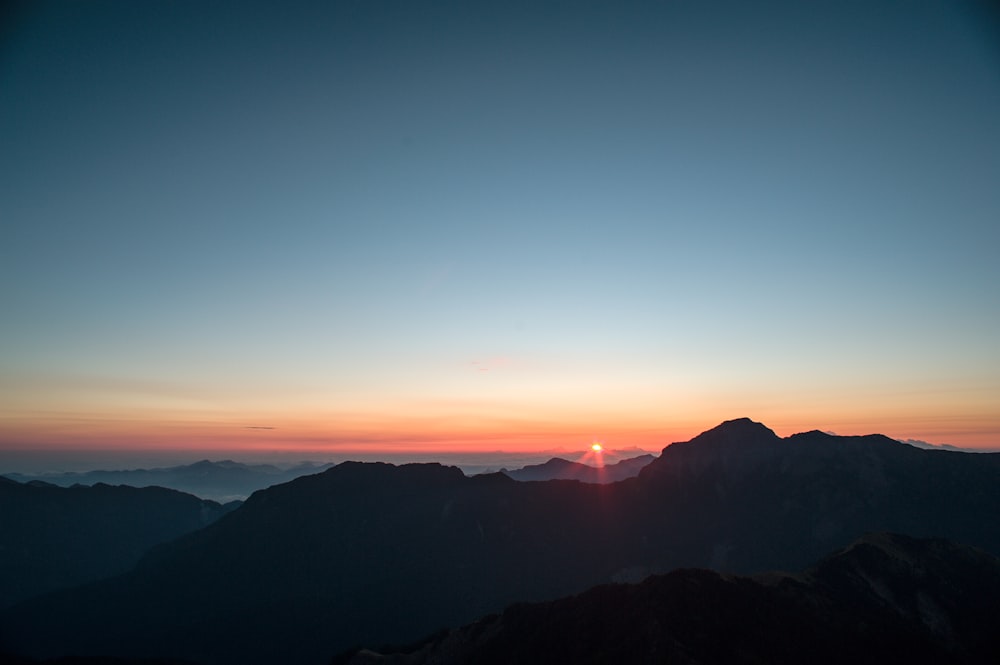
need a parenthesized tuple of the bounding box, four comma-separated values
(2, 0, 999, 454)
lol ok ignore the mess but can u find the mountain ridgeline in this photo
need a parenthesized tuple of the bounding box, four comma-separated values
(3, 419, 999, 665)
(344, 533, 1000, 665)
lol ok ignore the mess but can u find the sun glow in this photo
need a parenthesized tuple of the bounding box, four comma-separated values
(591, 442, 603, 452)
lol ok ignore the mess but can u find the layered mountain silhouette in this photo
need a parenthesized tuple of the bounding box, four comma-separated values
(2, 418, 998, 665)
(342, 533, 1000, 665)
(3, 459, 335, 502)
(0, 477, 236, 609)
(501, 453, 655, 483)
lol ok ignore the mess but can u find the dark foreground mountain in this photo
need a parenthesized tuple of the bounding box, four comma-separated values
(501, 453, 655, 483)
(3, 459, 335, 502)
(342, 533, 1000, 665)
(0, 477, 236, 608)
(3, 419, 999, 665)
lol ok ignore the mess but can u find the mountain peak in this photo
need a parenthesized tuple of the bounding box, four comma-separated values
(705, 417, 778, 437)
(640, 418, 781, 479)
(680, 417, 781, 451)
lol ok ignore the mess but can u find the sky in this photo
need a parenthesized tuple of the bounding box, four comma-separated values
(1, 0, 999, 457)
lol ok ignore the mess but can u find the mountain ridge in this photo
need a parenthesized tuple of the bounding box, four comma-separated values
(3, 418, 998, 665)
(342, 533, 1000, 665)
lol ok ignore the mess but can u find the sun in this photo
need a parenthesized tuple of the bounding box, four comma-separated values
(591, 442, 603, 452)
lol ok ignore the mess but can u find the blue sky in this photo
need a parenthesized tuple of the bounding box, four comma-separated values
(2, 0, 999, 451)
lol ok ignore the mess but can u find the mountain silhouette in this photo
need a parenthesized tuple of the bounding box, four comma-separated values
(3, 459, 335, 502)
(502, 454, 655, 482)
(342, 533, 1000, 665)
(2, 418, 998, 665)
(0, 478, 236, 609)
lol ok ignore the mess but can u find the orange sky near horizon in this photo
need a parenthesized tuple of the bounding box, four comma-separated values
(2, 392, 998, 453)
(2, 2, 998, 459)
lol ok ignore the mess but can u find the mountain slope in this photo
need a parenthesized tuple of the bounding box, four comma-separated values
(0, 479, 236, 608)
(632, 418, 1000, 571)
(3, 418, 999, 665)
(3, 464, 616, 665)
(342, 533, 1000, 665)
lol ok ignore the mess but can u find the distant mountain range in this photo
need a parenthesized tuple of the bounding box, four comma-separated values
(501, 453, 655, 482)
(2, 418, 999, 665)
(0, 477, 236, 609)
(0, 454, 645, 613)
(342, 533, 1000, 665)
(2, 459, 336, 502)
(0, 455, 653, 499)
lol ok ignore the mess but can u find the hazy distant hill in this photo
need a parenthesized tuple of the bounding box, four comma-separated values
(343, 533, 1000, 665)
(0, 477, 236, 608)
(2, 459, 335, 502)
(3, 418, 999, 665)
(502, 453, 655, 483)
